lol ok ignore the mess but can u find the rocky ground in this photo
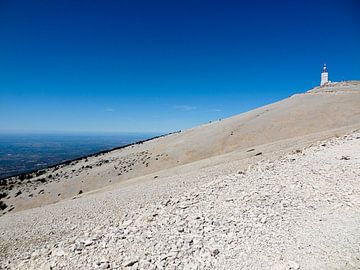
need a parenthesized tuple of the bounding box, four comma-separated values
(0, 147, 166, 216)
(1, 82, 360, 216)
(1, 131, 359, 269)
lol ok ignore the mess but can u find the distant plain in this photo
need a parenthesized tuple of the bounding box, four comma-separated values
(0, 132, 158, 179)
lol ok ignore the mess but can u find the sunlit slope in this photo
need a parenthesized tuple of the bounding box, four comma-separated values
(2, 81, 359, 214)
(145, 81, 360, 162)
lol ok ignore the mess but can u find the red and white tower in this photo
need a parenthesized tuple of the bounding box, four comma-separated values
(320, 64, 329, 86)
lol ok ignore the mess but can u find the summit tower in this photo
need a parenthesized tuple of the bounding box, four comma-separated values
(320, 64, 329, 86)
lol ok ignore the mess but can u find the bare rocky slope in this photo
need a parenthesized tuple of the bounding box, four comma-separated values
(1, 125, 360, 270)
(1, 81, 360, 215)
(0, 81, 360, 269)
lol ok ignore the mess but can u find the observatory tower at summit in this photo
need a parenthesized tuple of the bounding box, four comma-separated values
(321, 64, 329, 86)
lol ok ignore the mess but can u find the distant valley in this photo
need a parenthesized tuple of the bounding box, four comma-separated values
(0, 133, 158, 179)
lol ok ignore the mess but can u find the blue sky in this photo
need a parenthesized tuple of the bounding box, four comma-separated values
(0, 0, 359, 133)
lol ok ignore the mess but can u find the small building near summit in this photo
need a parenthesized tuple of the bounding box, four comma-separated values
(320, 64, 329, 86)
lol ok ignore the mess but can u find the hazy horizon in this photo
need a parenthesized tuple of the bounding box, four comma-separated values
(0, 129, 164, 135)
(0, 132, 159, 179)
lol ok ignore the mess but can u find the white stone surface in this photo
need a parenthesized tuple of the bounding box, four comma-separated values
(1, 131, 360, 269)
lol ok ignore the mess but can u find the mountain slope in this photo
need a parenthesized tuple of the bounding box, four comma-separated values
(1, 122, 360, 270)
(1, 81, 360, 214)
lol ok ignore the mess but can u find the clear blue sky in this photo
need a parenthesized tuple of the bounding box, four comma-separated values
(0, 0, 359, 133)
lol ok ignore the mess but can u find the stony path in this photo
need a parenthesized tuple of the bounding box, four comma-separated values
(1, 132, 360, 269)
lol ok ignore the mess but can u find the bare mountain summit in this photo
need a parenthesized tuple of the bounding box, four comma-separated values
(0, 81, 360, 269)
(1, 81, 359, 215)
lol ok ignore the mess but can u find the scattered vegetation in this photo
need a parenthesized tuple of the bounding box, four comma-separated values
(0, 192, 8, 199)
(35, 170, 46, 177)
(37, 178, 46, 183)
(0, 201, 8, 210)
